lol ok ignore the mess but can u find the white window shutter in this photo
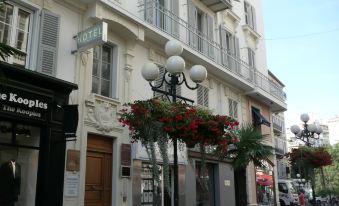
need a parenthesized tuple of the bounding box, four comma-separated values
(219, 25, 228, 67)
(144, 0, 156, 24)
(176, 84, 181, 97)
(228, 98, 233, 117)
(203, 86, 209, 107)
(171, 0, 179, 37)
(197, 86, 203, 106)
(37, 10, 60, 76)
(251, 6, 256, 31)
(233, 101, 238, 119)
(234, 36, 240, 73)
(154, 66, 166, 97)
(207, 14, 214, 59)
(188, 0, 198, 49)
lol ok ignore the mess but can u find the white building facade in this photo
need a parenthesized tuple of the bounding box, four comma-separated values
(0, 0, 287, 205)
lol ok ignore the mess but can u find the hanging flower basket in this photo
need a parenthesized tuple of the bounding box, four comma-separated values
(119, 98, 239, 147)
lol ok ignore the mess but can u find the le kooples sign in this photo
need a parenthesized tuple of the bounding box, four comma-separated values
(0, 89, 49, 120)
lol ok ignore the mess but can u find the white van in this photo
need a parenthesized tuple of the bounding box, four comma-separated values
(278, 179, 299, 206)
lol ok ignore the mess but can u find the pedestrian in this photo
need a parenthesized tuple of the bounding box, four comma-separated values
(299, 189, 306, 206)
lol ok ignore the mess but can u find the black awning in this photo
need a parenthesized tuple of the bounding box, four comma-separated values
(252, 109, 271, 127)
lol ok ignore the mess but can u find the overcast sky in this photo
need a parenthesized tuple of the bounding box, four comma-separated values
(262, 0, 339, 127)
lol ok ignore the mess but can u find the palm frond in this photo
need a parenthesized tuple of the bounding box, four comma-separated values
(0, 43, 26, 61)
(232, 124, 274, 170)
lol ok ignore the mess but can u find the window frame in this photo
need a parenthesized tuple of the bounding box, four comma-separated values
(228, 98, 239, 120)
(0, 2, 34, 67)
(91, 43, 117, 98)
(197, 85, 209, 108)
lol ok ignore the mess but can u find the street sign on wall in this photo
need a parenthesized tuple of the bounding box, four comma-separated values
(77, 21, 108, 51)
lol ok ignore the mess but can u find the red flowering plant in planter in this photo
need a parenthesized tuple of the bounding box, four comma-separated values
(119, 98, 239, 148)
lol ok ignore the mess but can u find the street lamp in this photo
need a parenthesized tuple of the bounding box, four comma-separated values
(290, 113, 323, 146)
(296, 173, 306, 192)
(290, 113, 323, 205)
(141, 39, 207, 206)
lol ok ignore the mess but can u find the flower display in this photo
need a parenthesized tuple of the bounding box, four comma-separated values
(289, 147, 332, 168)
(119, 98, 239, 147)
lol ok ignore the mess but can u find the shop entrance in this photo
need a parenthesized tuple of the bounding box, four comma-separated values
(85, 135, 113, 206)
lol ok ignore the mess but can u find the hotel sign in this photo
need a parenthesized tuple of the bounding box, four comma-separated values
(77, 21, 108, 51)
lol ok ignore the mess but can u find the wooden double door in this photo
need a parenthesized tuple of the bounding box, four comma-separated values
(85, 135, 113, 206)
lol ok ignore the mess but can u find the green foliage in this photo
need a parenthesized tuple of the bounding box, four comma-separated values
(225, 124, 274, 170)
(0, 43, 26, 61)
(314, 144, 339, 196)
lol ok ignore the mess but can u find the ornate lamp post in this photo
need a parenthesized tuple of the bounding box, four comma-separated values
(290, 113, 323, 146)
(296, 173, 306, 192)
(141, 40, 207, 206)
(290, 113, 323, 205)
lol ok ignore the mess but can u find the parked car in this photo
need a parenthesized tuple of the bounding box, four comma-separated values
(278, 179, 299, 206)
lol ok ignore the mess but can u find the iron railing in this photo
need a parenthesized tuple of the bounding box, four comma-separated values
(140, 1, 286, 102)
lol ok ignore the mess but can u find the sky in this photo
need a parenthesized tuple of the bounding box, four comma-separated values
(262, 0, 339, 127)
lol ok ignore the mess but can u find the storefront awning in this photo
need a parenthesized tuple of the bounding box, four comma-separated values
(252, 109, 271, 127)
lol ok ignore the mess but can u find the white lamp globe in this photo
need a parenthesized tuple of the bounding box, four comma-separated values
(290, 125, 301, 135)
(296, 173, 300, 178)
(165, 40, 183, 56)
(300, 113, 310, 123)
(308, 124, 317, 133)
(189, 65, 207, 83)
(141, 62, 159, 81)
(166, 56, 185, 75)
(316, 126, 323, 134)
(296, 131, 302, 137)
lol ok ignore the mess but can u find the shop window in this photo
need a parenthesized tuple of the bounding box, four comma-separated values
(256, 162, 275, 205)
(141, 162, 171, 206)
(92, 44, 117, 98)
(0, 3, 31, 66)
(0, 121, 40, 206)
(196, 162, 216, 206)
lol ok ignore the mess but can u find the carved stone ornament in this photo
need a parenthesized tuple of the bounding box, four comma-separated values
(85, 95, 121, 133)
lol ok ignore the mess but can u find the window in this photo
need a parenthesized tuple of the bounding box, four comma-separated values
(0, 3, 32, 66)
(247, 48, 255, 68)
(228, 98, 238, 119)
(244, 1, 256, 31)
(92, 44, 115, 97)
(220, 27, 240, 72)
(188, 0, 214, 58)
(141, 162, 172, 206)
(196, 162, 216, 206)
(197, 85, 208, 107)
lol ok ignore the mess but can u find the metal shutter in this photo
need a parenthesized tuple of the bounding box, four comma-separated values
(37, 10, 60, 76)
(207, 14, 214, 59)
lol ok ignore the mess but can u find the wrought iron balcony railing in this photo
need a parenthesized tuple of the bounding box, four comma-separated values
(140, 1, 286, 102)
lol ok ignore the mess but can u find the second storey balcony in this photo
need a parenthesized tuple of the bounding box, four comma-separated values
(200, 0, 232, 12)
(139, 1, 286, 111)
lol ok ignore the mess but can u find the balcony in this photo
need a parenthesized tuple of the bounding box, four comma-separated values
(141, 2, 286, 108)
(272, 115, 285, 133)
(200, 0, 232, 12)
(275, 136, 287, 156)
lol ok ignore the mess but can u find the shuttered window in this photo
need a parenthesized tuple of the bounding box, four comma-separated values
(219, 27, 240, 72)
(247, 48, 255, 68)
(154, 65, 181, 98)
(0, 3, 33, 67)
(244, 1, 256, 31)
(197, 85, 208, 107)
(228, 98, 238, 119)
(92, 44, 114, 97)
(37, 10, 60, 76)
(188, 0, 214, 58)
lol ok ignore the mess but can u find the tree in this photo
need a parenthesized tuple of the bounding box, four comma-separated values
(221, 124, 274, 170)
(314, 144, 339, 197)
